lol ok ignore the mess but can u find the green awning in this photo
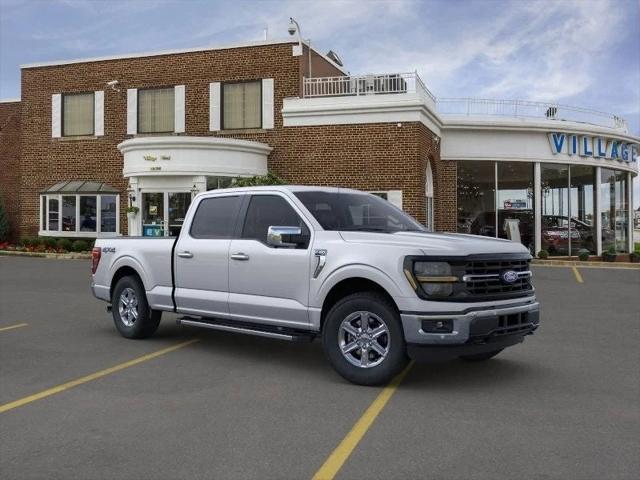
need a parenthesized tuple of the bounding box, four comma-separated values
(41, 181, 120, 194)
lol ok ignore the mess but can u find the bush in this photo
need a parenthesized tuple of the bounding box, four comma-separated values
(537, 249, 549, 259)
(0, 191, 10, 242)
(57, 238, 73, 252)
(42, 237, 58, 249)
(577, 249, 590, 261)
(71, 240, 89, 252)
(20, 237, 37, 247)
(232, 172, 284, 187)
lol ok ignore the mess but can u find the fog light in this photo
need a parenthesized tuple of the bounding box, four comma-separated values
(421, 319, 453, 333)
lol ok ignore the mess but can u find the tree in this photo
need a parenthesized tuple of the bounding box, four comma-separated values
(232, 172, 285, 187)
(0, 190, 10, 243)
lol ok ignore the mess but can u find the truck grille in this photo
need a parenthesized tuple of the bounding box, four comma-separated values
(462, 258, 532, 299)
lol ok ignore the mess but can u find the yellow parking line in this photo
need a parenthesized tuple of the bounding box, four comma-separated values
(0, 338, 199, 414)
(312, 361, 415, 480)
(0, 323, 28, 333)
(572, 266, 584, 283)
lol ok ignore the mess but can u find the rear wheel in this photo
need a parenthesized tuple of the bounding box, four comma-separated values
(111, 275, 161, 339)
(459, 349, 503, 362)
(322, 292, 408, 386)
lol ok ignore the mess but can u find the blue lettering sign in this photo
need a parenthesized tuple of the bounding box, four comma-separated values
(548, 133, 565, 154)
(595, 138, 607, 157)
(569, 135, 578, 155)
(620, 143, 628, 161)
(610, 141, 619, 159)
(580, 136, 593, 156)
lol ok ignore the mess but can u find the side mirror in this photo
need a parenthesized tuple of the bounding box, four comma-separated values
(267, 226, 305, 248)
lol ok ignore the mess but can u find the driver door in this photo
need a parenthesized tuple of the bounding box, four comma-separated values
(228, 193, 312, 329)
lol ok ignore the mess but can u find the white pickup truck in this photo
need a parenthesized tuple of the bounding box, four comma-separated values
(91, 186, 540, 385)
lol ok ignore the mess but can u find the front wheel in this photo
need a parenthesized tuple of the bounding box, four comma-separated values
(322, 292, 408, 386)
(111, 275, 161, 339)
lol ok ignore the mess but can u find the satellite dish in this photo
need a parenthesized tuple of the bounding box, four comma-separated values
(326, 50, 343, 67)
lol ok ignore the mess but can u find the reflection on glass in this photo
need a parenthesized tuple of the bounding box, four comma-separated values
(101, 195, 117, 233)
(206, 176, 234, 190)
(497, 162, 534, 252)
(80, 196, 97, 232)
(142, 192, 164, 237)
(569, 166, 596, 254)
(541, 164, 569, 255)
(48, 197, 59, 231)
(62, 196, 76, 232)
(457, 161, 496, 238)
(601, 169, 628, 253)
(168, 192, 191, 237)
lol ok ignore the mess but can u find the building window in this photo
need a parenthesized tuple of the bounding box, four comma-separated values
(457, 161, 496, 238)
(206, 176, 235, 190)
(63, 92, 94, 136)
(497, 162, 534, 252)
(222, 81, 261, 129)
(601, 168, 628, 253)
(138, 88, 175, 133)
(40, 193, 119, 237)
(425, 161, 434, 231)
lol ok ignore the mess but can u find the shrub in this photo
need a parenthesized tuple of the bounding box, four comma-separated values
(42, 237, 58, 249)
(232, 172, 284, 187)
(20, 237, 37, 247)
(57, 238, 73, 252)
(537, 249, 549, 259)
(71, 240, 89, 252)
(606, 245, 617, 255)
(577, 249, 590, 261)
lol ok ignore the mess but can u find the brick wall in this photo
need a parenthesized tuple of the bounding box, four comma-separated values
(19, 42, 303, 237)
(17, 41, 448, 237)
(0, 101, 21, 241)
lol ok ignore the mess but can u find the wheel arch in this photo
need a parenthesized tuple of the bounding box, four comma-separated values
(110, 264, 145, 300)
(319, 277, 400, 331)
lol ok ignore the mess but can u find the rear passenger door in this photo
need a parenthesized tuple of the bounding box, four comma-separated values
(228, 193, 312, 329)
(174, 194, 243, 317)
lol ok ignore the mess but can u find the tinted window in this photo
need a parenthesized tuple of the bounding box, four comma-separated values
(190, 196, 242, 239)
(294, 191, 423, 232)
(242, 195, 309, 246)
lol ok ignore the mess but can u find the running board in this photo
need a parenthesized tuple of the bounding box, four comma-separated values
(176, 316, 315, 343)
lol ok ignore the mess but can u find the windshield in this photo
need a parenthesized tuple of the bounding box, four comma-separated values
(294, 191, 425, 233)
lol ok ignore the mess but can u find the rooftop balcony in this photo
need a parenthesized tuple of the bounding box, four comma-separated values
(301, 73, 629, 132)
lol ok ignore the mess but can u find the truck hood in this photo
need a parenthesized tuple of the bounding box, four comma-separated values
(339, 231, 530, 256)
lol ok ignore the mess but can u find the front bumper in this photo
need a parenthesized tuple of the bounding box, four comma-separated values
(400, 299, 540, 359)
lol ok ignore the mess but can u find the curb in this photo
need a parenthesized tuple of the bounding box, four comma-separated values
(532, 259, 640, 269)
(0, 250, 91, 260)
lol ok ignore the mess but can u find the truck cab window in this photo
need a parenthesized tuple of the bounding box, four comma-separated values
(190, 195, 242, 238)
(241, 195, 309, 247)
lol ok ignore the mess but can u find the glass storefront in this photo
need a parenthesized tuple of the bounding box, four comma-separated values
(457, 160, 630, 256)
(141, 191, 193, 237)
(601, 168, 629, 253)
(497, 162, 534, 252)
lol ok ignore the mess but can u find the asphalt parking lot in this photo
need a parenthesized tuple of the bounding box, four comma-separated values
(1, 256, 639, 480)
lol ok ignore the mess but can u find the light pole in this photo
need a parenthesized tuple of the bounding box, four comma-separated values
(288, 17, 312, 78)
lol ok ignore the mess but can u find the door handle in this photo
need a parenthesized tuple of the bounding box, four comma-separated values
(177, 251, 193, 258)
(230, 253, 250, 261)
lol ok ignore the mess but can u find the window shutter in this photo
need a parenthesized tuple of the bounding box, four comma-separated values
(127, 88, 137, 135)
(262, 78, 274, 129)
(209, 82, 220, 131)
(94, 91, 104, 136)
(174, 85, 185, 133)
(51, 94, 61, 138)
(387, 190, 403, 209)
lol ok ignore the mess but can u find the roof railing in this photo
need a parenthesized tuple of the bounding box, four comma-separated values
(435, 98, 628, 131)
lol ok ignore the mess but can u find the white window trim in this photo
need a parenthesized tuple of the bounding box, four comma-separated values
(38, 193, 120, 237)
(368, 190, 403, 209)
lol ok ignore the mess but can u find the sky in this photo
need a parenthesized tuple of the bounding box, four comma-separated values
(1, 0, 639, 204)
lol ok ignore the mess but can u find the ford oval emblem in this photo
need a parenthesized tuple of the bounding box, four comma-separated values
(501, 270, 519, 284)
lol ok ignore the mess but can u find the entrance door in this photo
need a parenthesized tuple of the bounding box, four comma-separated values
(142, 192, 192, 237)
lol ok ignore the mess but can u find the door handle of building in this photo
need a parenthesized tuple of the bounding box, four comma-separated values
(230, 253, 250, 261)
(177, 251, 193, 258)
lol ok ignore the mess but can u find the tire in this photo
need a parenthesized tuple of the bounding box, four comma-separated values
(322, 292, 408, 386)
(111, 275, 161, 339)
(459, 349, 504, 362)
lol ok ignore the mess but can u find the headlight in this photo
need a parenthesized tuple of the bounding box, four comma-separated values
(408, 261, 457, 297)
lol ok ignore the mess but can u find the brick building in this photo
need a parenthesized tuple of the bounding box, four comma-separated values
(1, 38, 638, 255)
